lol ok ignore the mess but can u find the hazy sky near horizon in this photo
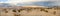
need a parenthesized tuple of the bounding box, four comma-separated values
(0, 0, 48, 3)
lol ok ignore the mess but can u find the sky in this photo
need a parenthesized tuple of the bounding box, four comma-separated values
(0, 0, 48, 3)
(0, 0, 8, 2)
(0, 0, 60, 6)
(0, 0, 59, 3)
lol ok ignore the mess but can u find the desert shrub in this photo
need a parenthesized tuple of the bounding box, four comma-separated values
(12, 9, 16, 12)
(44, 10, 48, 13)
(26, 8, 32, 12)
(3, 9, 8, 13)
(40, 8, 45, 11)
(40, 8, 48, 13)
(53, 11, 56, 15)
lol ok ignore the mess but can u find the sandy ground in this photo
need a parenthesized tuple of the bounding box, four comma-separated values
(0, 7, 59, 16)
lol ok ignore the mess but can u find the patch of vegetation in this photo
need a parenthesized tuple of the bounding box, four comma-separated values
(12, 9, 16, 12)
